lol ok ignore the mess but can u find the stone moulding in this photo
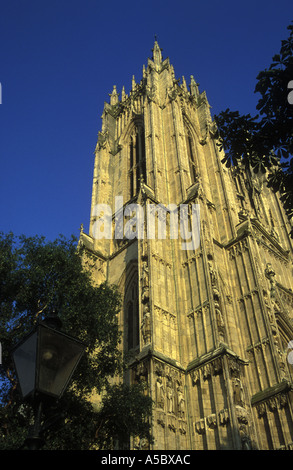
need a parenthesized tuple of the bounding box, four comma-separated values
(194, 408, 230, 435)
(225, 217, 290, 263)
(127, 344, 184, 373)
(128, 343, 249, 378)
(251, 379, 293, 408)
(186, 342, 249, 375)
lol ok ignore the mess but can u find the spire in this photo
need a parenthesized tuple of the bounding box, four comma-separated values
(142, 64, 146, 78)
(190, 75, 199, 97)
(109, 85, 119, 105)
(181, 76, 188, 92)
(152, 37, 163, 65)
(121, 86, 126, 101)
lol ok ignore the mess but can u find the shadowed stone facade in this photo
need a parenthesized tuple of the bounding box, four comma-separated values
(79, 41, 293, 450)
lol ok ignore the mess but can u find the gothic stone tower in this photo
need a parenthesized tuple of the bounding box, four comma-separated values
(79, 41, 293, 450)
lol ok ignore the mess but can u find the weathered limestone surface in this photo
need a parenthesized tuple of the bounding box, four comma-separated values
(80, 42, 293, 450)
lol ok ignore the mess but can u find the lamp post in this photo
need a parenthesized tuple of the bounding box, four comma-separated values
(11, 313, 85, 449)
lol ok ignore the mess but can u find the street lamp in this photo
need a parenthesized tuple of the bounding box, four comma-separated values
(11, 313, 85, 449)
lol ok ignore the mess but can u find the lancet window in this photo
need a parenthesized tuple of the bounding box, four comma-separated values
(129, 125, 146, 199)
(185, 130, 198, 185)
(124, 274, 139, 351)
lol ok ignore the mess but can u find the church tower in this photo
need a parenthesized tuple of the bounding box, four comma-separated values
(80, 41, 293, 450)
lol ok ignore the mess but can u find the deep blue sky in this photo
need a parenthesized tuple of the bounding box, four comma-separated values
(0, 0, 292, 242)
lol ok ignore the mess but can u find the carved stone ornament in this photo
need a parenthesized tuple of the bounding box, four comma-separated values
(206, 413, 217, 429)
(156, 375, 165, 410)
(235, 405, 248, 424)
(195, 419, 205, 435)
(219, 408, 229, 426)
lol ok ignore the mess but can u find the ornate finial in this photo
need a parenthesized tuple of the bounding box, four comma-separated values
(109, 85, 119, 105)
(152, 37, 162, 65)
(132, 75, 136, 90)
(142, 64, 146, 78)
(181, 76, 188, 92)
(190, 75, 199, 97)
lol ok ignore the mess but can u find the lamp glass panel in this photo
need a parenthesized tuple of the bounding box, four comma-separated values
(12, 332, 37, 398)
(37, 326, 84, 398)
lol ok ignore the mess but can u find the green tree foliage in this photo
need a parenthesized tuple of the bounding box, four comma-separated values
(95, 383, 153, 450)
(214, 22, 293, 235)
(0, 233, 153, 450)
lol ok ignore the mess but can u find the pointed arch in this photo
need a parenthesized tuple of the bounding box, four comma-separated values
(119, 261, 140, 351)
(186, 130, 197, 184)
(129, 124, 146, 198)
(121, 117, 146, 199)
(183, 115, 200, 185)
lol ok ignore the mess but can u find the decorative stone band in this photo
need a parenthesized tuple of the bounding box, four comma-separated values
(251, 380, 293, 417)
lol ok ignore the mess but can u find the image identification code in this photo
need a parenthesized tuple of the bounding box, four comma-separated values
(101, 454, 191, 467)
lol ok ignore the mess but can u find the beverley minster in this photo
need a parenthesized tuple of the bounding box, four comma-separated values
(79, 41, 293, 450)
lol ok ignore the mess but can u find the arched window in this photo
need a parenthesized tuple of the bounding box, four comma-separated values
(129, 125, 146, 198)
(185, 130, 198, 185)
(124, 276, 139, 350)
